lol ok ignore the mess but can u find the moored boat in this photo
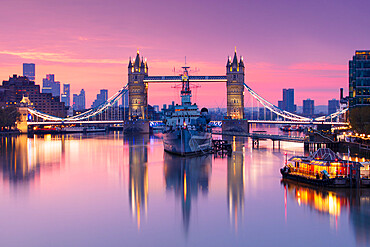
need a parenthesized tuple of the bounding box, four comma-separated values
(162, 66, 212, 156)
(280, 148, 370, 188)
(280, 124, 304, 132)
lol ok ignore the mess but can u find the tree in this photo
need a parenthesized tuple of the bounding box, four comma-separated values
(349, 106, 370, 135)
(0, 106, 20, 131)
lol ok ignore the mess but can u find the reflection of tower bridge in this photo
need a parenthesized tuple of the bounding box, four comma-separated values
(26, 50, 348, 132)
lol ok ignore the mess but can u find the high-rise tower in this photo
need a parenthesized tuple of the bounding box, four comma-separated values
(23, 63, 35, 81)
(349, 50, 370, 108)
(226, 49, 245, 119)
(128, 51, 148, 120)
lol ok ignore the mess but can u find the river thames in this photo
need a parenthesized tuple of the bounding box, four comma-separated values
(0, 129, 369, 247)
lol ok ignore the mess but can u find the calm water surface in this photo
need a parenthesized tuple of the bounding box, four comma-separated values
(0, 129, 369, 247)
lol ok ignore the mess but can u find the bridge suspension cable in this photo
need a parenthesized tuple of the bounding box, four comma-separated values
(28, 84, 128, 121)
(313, 107, 348, 121)
(243, 83, 348, 122)
(244, 83, 311, 121)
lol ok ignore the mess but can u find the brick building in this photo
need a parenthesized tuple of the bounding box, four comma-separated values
(0, 74, 66, 117)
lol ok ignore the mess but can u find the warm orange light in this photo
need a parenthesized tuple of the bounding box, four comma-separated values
(184, 172, 187, 201)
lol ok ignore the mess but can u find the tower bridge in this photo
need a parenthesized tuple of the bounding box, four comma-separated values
(25, 49, 349, 133)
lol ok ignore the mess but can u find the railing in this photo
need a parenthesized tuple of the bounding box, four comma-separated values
(212, 130, 306, 142)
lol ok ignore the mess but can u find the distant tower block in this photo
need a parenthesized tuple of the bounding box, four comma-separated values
(128, 50, 148, 120)
(226, 49, 245, 119)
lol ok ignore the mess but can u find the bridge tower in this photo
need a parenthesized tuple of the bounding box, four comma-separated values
(128, 50, 148, 120)
(226, 49, 245, 119)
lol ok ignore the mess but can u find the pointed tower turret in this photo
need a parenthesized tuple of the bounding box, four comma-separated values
(239, 56, 245, 72)
(226, 56, 231, 71)
(140, 56, 145, 69)
(128, 57, 132, 68)
(145, 58, 148, 74)
(134, 50, 141, 68)
(232, 51, 238, 67)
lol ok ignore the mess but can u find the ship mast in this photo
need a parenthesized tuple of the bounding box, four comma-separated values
(181, 57, 191, 105)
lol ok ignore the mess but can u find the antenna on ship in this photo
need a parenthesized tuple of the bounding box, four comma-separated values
(180, 56, 191, 105)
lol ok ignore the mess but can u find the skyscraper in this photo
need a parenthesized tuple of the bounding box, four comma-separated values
(91, 89, 108, 108)
(73, 89, 86, 111)
(278, 88, 296, 113)
(42, 74, 60, 98)
(303, 99, 315, 117)
(61, 84, 70, 107)
(349, 50, 370, 108)
(23, 63, 35, 81)
(328, 99, 339, 115)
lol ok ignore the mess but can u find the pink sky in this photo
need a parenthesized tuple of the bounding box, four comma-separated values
(0, 0, 369, 107)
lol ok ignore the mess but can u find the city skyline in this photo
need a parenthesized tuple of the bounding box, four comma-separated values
(0, 0, 369, 107)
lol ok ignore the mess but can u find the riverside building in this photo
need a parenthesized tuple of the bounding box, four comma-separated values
(0, 74, 66, 117)
(349, 50, 370, 107)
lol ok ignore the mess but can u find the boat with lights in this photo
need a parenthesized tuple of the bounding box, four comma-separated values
(280, 148, 370, 188)
(162, 66, 212, 156)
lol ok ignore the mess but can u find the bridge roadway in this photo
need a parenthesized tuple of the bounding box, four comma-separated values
(27, 120, 348, 126)
(143, 75, 227, 83)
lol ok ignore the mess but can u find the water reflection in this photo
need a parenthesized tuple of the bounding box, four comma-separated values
(282, 180, 370, 245)
(0, 135, 38, 184)
(164, 153, 212, 234)
(226, 136, 245, 230)
(223, 136, 245, 230)
(126, 135, 149, 229)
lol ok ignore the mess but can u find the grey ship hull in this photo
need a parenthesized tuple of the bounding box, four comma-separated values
(163, 129, 212, 156)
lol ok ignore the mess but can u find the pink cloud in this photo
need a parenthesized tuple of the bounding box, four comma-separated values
(289, 63, 347, 71)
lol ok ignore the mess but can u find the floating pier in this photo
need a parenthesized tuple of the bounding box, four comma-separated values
(212, 139, 232, 157)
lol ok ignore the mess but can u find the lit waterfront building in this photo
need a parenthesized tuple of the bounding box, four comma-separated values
(328, 98, 339, 115)
(42, 74, 60, 98)
(303, 98, 315, 117)
(73, 89, 85, 111)
(22, 63, 35, 81)
(61, 83, 70, 107)
(278, 88, 296, 113)
(349, 50, 370, 108)
(0, 74, 66, 117)
(91, 89, 108, 108)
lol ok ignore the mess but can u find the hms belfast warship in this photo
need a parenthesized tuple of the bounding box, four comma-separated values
(163, 66, 212, 156)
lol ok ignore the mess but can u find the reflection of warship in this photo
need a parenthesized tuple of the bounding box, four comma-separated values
(162, 66, 212, 156)
(164, 152, 212, 233)
(225, 136, 245, 230)
(127, 135, 148, 229)
(282, 180, 370, 245)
